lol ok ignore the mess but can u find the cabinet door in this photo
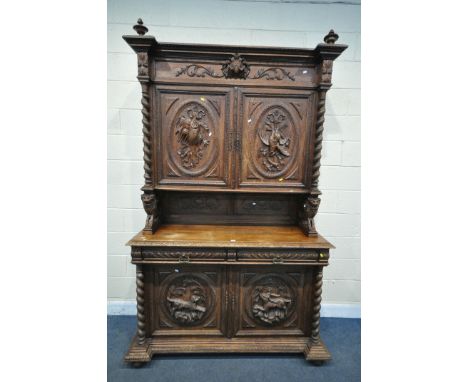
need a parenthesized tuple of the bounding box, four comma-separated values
(229, 266, 312, 337)
(150, 265, 228, 337)
(157, 86, 233, 187)
(237, 89, 314, 190)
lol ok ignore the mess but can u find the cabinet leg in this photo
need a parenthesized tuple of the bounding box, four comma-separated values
(136, 264, 146, 345)
(125, 267, 152, 364)
(304, 266, 331, 362)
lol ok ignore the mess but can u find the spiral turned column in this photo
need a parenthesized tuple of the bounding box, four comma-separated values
(311, 266, 323, 344)
(136, 265, 146, 345)
(141, 82, 152, 187)
(311, 90, 327, 191)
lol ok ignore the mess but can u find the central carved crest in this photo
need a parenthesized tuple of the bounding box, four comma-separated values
(175, 103, 211, 169)
(221, 53, 250, 79)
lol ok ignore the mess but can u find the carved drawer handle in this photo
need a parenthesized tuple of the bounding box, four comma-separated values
(178, 254, 190, 263)
(272, 256, 284, 264)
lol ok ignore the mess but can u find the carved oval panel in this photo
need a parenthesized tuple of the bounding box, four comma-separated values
(161, 273, 215, 326)
(169, 102, 218, 176)
(245, 274, 296, 326)
(252, 106, 297, 178)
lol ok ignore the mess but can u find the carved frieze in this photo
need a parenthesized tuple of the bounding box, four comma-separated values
(175, 103, 211, 169)
(174, 54, 294, 81)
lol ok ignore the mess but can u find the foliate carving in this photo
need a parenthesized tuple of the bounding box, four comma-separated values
(221, 53, 250, 79)
(258, 108, 292, 172)
(237, 249, 319, 261)
(165, 277, 209, 325)
(251, 277, 293, 325)
(175, 55, 295, 81)
(140, 248, 226, 260)
(321, 60, 333, 83)
(137, 52, 148, 76)
(175, 64, 223, 79)
(175, 103, 210, 169)
(252, 68, 295, 81)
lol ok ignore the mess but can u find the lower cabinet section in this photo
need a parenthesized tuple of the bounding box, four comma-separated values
(146, 264, 313, 339)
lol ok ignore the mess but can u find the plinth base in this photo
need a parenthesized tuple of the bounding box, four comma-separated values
(125, 335, 331, 365)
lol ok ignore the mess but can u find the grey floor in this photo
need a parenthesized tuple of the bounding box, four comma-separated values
(108, 316, 360, 382)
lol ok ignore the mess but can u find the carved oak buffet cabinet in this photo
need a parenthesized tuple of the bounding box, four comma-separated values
(121, 19, 347, 366)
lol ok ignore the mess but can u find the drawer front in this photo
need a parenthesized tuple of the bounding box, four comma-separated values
(134, 247, 227, 262)
(237, 249, 325, 264)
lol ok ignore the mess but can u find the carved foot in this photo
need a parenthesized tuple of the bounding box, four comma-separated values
(124, 335, 152, 364)
(303, 339, 331, 362)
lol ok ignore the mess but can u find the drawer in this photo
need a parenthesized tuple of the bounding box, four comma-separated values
(237, 249, 327, 264)
(133, 247, 227, 263)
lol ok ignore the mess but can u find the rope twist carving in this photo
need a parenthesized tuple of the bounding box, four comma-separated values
(141, 83, 152, 186)
(311, 267, 323, 344)
(311, 91, 326, 190)
(136, 265, 146, 344)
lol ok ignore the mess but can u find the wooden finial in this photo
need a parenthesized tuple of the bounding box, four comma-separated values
(133, 18, 148, 36)
(324, 29, 339, 44)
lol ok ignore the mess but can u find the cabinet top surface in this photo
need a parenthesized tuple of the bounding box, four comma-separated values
(127, 225, 334, 249)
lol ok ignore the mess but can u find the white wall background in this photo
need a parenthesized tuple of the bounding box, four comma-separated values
(107, 0, 361, 311)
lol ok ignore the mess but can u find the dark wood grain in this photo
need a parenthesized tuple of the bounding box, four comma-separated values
(121, 19, 347, 365)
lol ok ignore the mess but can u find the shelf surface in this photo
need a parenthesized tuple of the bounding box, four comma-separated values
(127, 225, 334, 249)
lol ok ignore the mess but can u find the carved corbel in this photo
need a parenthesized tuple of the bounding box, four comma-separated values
(141, 191, 160, 233)
(299, 194, 321, 236)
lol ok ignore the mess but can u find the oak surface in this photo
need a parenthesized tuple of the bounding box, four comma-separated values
(121, 19, 347, 366)
(128, 224, 334, 248)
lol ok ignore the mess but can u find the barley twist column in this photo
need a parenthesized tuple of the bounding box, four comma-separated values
(141, 82, 152, 187)
(136, 265, 146, 345)
(311, 90, 327, 191)
(310, 266, 323, 344)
